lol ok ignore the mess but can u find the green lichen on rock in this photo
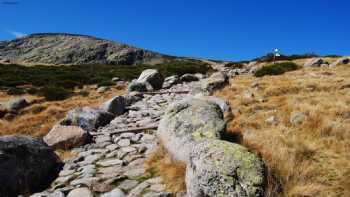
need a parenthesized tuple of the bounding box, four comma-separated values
(186, 139, 266, 197)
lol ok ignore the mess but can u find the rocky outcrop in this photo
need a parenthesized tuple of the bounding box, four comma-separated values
(157, 98, 226, 163)
(0, 135, 63, 196)
(186, 140, 266, 197)
(43, 125, 91, 150)
(0, 33, 167, 66)
(60, 107, 115, 133)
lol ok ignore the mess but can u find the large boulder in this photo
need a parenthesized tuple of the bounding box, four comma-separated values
(193, 95, 231, 114)
(43, 125, 91, 150)
(157, 98, 226, 163)
(162, 75, 179, 89)
(180, 74, 199, 82)
(0, 135, 63, 196)
(1, 97, 28, 113)
(304, 58, 324, 67)
(101, 96, 126, 116)
(201, 72, 228, 93)
(186, 140, 266, 197)
(61, 107, 115, 132)
(137, 69, 164, 90)
(128, 81, 150, 92)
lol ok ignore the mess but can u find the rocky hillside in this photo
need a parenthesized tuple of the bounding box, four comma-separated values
(0, 33, 171, 66)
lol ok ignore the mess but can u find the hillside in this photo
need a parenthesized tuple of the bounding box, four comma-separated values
(0, 33, 171, 66)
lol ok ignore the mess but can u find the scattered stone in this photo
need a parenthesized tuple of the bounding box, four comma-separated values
(186, 140, 266, 197)
(101, 96, 126, 116)
(119, 179, 139, 191)
(265, 116, 279, 125)
(0, 135, 63, 196)
(124, 168, 145, 179)
(127, 181, 151, 196)
(44, 125, 91, 150)
(61, 107, 114, 132)
(180, 74, 199, 82)
(290, 112, 307, 125)
(112, 77, 121, 83)
(143, 192, 172, 197)
(67, 187, 93, 197)
(157, 98, 226, 163)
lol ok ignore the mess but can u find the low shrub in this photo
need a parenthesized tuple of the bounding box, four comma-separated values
(38, 86, 72, 101)
(254, 62, 300, 77)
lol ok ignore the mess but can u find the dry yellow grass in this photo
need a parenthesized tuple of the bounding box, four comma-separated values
(145, 146, 186, 194)
(0, 85, 126, 138)
(215, 64, 350, 197)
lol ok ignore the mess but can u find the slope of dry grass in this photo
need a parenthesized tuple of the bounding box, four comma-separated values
(0, 85, 126, 138)
(215, 64, 350, 197)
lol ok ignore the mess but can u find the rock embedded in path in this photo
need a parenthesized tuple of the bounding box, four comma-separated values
(157, 97, 226, 163)
(44, 125, 91, 150)
(67, 187, 94, 197)
(101, 96, 126, 116)
(186, 139, 266, 197)
(137, 69, 164, 90)
(0, 135, 63, 196)
(61, 107, 114, 132)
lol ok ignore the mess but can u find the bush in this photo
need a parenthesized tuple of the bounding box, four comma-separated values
(225, 62, 245, 69)
(254, 62, 300, 77)
(38, 86, 72, 101)
(7, 87, 25, 95)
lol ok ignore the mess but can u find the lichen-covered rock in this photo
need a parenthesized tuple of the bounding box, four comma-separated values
(61, 107, 114, 132)
(137, 69, 164, 90)
(162, 75, 179, 89)
(43, 125, 91, 150)
(101, 96, 126, 116)
(194, 95, 231, 114)
(0, 135, 63, 196)
(186, 140, 266, 197)
(201, 72, 228, 93)
(157, 98, 226, 163)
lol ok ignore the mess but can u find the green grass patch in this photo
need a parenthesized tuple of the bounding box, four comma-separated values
(254, 62, 300, 77)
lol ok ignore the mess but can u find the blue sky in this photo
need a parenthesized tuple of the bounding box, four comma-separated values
(0, 0, 349, 61)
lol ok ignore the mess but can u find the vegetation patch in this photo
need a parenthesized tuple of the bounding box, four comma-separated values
(254, 62, 300, 77)
(0, 60, 211, 99)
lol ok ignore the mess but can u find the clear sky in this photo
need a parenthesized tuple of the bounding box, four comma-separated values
(0, 0, 349, 61)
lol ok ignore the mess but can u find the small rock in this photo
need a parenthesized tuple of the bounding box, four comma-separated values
(290, 112, 307, 125)
(97, 159, 124, 167)
(118, 179, 139, 191)
(118, 139, 131, 147)
(304, 58, 324, 67)
(265, 116, 279, 125)
(330, 58, 349, 67)
(1, 97, 28, 112)
(97, 86, 109, 93)
(101, 96, 126, 116)
(101, 188, 125, 197)
(180, 74, 199, 82)
(137, 69, 164, 90)
(112, 77, 121, 83)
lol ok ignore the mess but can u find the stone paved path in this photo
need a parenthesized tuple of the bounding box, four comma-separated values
(30, 81, 202, 197)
